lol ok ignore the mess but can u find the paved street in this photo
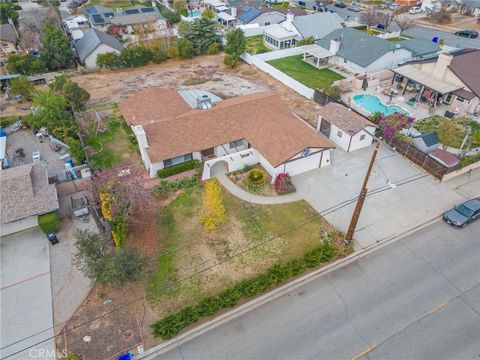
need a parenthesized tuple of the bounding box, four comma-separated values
(404, 26, 480, 49)
(147, 221, 480, 360)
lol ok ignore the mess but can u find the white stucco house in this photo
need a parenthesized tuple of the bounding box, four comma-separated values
(0, 162, 59, 237)
(119, 88, 335, 181)
(75, 28, 124, 69)
(317, 102, 376, 152)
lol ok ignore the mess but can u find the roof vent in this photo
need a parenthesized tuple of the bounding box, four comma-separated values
(197, 94, 212, 110)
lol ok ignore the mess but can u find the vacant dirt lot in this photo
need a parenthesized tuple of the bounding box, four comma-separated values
(72, 54, 321, 124)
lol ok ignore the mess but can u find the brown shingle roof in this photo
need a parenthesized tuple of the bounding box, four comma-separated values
(448, 49, 480, 98)
(0, 162, 59, 225)
(318, 102, 376, 135)
(121, 90, 334, 167)
(119, 88, 191, 126)
(429, 149, 459, 168)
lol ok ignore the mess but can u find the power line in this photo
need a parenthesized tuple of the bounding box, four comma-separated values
(0, 171, 431, 359)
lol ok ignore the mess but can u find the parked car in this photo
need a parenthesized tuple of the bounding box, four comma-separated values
(389, 3, 401, 9)
(335, 2, 347, 7)
(409, 6, 422, 14)
(47, 232, 59, 245)
(454, 30, 479, 39)
(348, 5, 360, 11)
(443, 198, 480, 228)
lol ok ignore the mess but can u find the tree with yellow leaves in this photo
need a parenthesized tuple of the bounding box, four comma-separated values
(199, 179, 227, 231)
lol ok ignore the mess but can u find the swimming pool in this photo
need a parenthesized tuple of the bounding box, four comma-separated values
(187, 10, 202, 17)
(353, 94, 409, 116)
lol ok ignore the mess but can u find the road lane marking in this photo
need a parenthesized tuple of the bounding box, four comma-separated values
(352, 344, 378, 360)
(428, 301, 449, 315)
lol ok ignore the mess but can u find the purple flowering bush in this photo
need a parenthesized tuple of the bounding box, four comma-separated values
(274, 173, 296, 194)
(377, 113, 415, 141)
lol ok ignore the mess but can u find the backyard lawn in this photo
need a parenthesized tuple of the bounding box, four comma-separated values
(86, 0, 141, 8)
(245, 35, 271, 55)
(414, 116, 480, 148)
(147, 182, 343, 316)
(86, 115, 139, 169)
(267, 55, 345, 89)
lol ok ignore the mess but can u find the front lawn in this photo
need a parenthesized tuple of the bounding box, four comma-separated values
(267, 55, 345, 90)
(147, 182, 343, 315)
(245, 35, 271, 54)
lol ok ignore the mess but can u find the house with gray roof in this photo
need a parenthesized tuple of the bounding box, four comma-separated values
(397, 38, 441, 60)
(315, 28, 413, 74)
(110, 11, 167, 41)
(0, 24, 19, 57)
(75, 28, 124, 68)
(412, 131, 440, 153)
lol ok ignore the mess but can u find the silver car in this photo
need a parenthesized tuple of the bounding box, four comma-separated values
(443, 198, 480, 228)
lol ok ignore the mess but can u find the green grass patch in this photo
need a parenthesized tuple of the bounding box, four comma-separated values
(245, 35, 271, 55)
(267, 55, 345, 90)
(86, 0, 142, 8)
(87, 116, 138, 169)
(38, 212, 60, 234)
(414, 116, 480, 148)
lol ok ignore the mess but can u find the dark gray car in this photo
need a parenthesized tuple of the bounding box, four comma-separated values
(443, 198, 480, 228)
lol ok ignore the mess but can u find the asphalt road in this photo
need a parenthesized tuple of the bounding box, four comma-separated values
(149, 221, 480, 360)
(403, 26, 480, 49)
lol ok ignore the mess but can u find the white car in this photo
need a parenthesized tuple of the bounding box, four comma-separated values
(409, 6, 422, 14)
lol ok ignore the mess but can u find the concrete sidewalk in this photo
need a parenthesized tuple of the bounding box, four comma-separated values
(292, 146, 474, 248)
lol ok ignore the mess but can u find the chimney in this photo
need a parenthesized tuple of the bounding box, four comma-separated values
(285, 13, 294, 31)
(316, 115, 322, 132)
(133, 125, 148, 148)
(231, 6, 237, 18)
(329, 38, 340, 54)
(432, 52, 453, 79)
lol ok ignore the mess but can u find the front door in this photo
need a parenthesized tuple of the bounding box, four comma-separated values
(201, 148, 215, 159)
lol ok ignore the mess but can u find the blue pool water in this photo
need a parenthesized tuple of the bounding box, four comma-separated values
(353, 94, 409, 116)
(187, 10, 202, 17)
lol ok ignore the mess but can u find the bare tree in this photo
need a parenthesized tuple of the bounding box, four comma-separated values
(395, 13, 413, 34)
(359, 8, 381, 29)
(377, 10, 396, 31)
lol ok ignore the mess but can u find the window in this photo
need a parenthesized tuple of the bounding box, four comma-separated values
(337, 130, 343, 138)
(456, 96, 465, 103)
(229, 139, 244, 149)
(163, 153, 193, 167)
(265, 22, 270, 25)
(360, 134, 366, 141)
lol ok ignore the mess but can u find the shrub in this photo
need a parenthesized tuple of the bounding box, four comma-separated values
(370, 111, 383, 124)
(167, 46, 180, 59)
(38, 212, 60, 234)
(154, 174, 199, 195)
(157, 159, 199, 178)
(207, 43, 220, 55)
(274, 173, 295, 194)
(248, 169, 264, 183)
(459, 153, 480, 169)
(244, 169, 266, 192)
(199, 178, 227, 231)
(0, 115, 20, 127)
(111, 216, 128, 247)
(177, 38, 194, 59)
(152, 46, 168, 63)
(66, 137, 85, 164)
(151, 238, 338, 339)
(223, 54, 238, 69)
(323, 85, 341, 100)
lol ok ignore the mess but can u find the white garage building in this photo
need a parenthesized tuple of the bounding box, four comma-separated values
(0, 161, 59, 236)
(317, 102, 376, 152)
(120, 89, 335, 182)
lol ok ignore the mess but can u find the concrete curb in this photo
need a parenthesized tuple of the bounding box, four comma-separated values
(138, 215, 442, 359)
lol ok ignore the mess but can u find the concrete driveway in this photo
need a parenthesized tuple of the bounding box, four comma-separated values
(0, 229, 55, 360)
(292, 145, 468, 248)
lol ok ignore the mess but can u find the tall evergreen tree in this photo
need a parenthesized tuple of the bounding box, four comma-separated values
(40, 22, 75, 71)
(180, 17, 221, 54)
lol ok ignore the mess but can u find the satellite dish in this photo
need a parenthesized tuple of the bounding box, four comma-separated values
(432, 36, 439, 43)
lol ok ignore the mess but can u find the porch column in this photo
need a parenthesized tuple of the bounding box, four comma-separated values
(391, 74, 395, 85)
(433, 91, 439, 108)
(417, 85, 425, 102)
(316, 57, 320, 68)
(402, 79, 408, 95)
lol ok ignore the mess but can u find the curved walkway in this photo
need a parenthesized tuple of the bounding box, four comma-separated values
(215, 173, 302, 205)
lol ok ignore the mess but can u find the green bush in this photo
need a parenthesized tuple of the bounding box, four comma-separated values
(38, 212, 60, 234)
(177, 38, 194, 59)
(0, 115, 20, 127)
(154, 174, 199, 195)
(459, 153, 480, 169)
(157, 159, 200, 178)
(151, 238, 338, 339)
(207, 43, 220, 55)
(248, 169, 264, 183)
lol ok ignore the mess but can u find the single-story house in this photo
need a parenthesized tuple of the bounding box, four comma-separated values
(75, 28, 124, 68)
(110, 11, 167, 41)
(119, 88, 335, 180)
(0, 161, 59, 236)
(263, 12, 344, 50)
(397, 38, 441, 60)
(84, 5, 116, 28)
(429, 149, 459, 168)
(391, 49, 480, 115)
(412, 131, 440, 153)
(0, 23, 18, 58)
(314, 28, 413, 74)
(317, 102, 376, 152)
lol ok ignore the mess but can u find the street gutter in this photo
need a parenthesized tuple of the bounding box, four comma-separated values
(138, 214, 443, 359)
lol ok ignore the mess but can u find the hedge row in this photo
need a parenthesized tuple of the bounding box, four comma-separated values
(154, 174, 199, 195)
(38, 212, 60, 234)
(157, 160, 200, 178)
(151, 239, 338, 339)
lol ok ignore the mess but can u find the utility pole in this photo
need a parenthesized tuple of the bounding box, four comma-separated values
(344, 140, 380, 245)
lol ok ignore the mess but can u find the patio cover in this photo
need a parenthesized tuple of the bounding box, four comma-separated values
(302, 44, 333, 60)
(392, 65, 462, 94)
(218, 11, 236, 21)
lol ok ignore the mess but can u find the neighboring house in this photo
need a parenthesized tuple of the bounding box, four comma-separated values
(398, 38, 441, 60)
(0, 161, 59, 237)
(119, 88, 335, 180)
(391, 49, 480, 115)
(0, 23, 19, 58)
(314, 28, 413, 74)
(317, 102, 376, 152)
(263, 12, 344, 50)
(110, 12, 168, 41)
(412, 131, 440, 153)
(75, 28, 124, 69)
(84, 5, 116, 28)
(63, 15, 90, 42)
